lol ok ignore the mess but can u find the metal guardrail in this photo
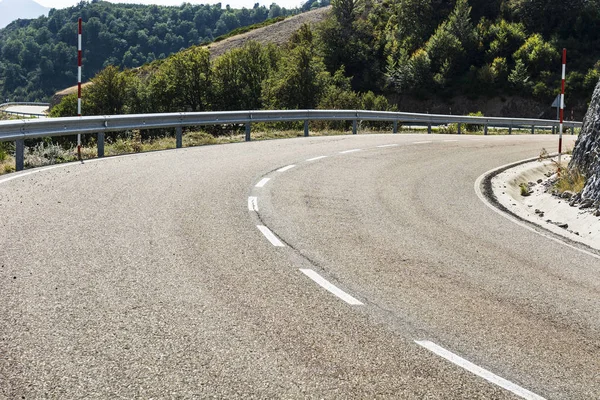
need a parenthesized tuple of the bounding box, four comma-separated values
(0, 109, 582, 171)
(0, 102, 51, 108)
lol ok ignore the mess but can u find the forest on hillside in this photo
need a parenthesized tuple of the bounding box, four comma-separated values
(51, 0, 600, 121)
(0, 0, 329, 102)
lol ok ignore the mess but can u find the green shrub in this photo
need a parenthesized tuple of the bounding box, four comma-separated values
(465, 111, 484, 132)
(0, 142, 8, 162)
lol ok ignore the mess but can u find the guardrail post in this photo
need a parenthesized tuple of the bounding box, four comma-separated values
(15, 139, 24, 171)
(245, 122, 251, 142)
(393, 120, 398, 134)
(531, 125, 535, 134)
(304, 120, 309, 137)
(508, 125, 512, 135)
(352, 120, 357, 135)
(176, 126, 183, 148)
(552, 125, 556, 135)
(571, 125, 575, 135)
(428, 124, 432, 134)
(97, 133, 105, 157)
(484, 125, 488, 136)
(457, 123, 461, 135)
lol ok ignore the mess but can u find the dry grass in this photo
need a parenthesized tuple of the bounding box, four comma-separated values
(554, 167, 586, 194)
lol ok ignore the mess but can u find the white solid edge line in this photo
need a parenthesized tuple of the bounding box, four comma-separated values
(277, 165, 296, 172)
(257, 225, 285, 247)
(412, 141, 433, 144)
(248, 196, 258, 212)
(415, 341, 546, 400)
(377, 144, 399, 148)
(474, 160, 600, 261)
(306, 156, 328, 162)
(255, 177, 271, 188)
(299, 269, 363, 305)
(0, 164, 63, 184)
(339, 149, 362, 154)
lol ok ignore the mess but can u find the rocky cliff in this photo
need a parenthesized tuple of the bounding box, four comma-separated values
(569, 79, 600, 202)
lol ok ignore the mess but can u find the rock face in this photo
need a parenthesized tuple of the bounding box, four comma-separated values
(569, 79, 600, 202)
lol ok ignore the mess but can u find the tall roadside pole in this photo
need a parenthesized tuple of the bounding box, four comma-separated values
(558, 48, 566, 171)
(77, 17, 83, 160)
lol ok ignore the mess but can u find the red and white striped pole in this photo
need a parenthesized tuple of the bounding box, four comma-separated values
(77, 17, 82, 160)
(558, 48, 566, 170)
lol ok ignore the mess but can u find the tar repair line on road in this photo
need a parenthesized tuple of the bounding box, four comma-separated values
(248, 142, 553, 398)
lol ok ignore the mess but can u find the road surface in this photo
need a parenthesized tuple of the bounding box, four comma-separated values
(1, 134, 597, 399)
(3, 105, 48, 117)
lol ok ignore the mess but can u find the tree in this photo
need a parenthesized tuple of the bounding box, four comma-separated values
(85, 65, 129, 115)
(262, 43, 331, 109)
(212, 42, 279, 110)
(508, 59, 531, 91)
(513, 34, 558, 77)
(148, 48, 212, 112)
(485, 20, 527, 62)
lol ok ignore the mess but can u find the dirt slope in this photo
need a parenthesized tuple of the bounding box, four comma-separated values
(205, 6, 330, 60)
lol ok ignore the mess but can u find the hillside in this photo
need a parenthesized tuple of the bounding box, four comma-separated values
(0, 0, 49, 29)
(0, 0, 308, 102)
(51, 0, 600, 122)
(50, 7, 331, 106)
(205, 6, 330, 60)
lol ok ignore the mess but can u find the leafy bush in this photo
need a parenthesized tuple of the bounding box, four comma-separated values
(0, 142, 9, 162)
(465, 111, 484, 132)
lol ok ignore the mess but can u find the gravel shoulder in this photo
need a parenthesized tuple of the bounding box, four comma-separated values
(491, 156, 600, 251)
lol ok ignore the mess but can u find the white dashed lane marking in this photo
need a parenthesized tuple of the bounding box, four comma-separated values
(339, 149, 362, 154)
(255, 178, 271, 188)
(412, 141, 433, 144)
(376, 144, 399, 148)
(257, 225, 285, 247)
(306, 156, 328, 162)
(277, 165, 296, 172)
(415, 341, 546, 400)
(300, 269, 364, 305)
(248, 197, 258, 212)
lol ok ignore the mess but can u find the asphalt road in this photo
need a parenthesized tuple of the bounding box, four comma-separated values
(3, 105, 48, 117)
(1, 133, 597, 399)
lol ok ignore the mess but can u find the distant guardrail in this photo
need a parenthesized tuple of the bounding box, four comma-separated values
(0, 109, 582, 171)
(0, 102, 50, 118)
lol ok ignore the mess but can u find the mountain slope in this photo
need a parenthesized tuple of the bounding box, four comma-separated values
(51, 7, 331, 104)
(205, 6, 330, 60)
(0, 0, 305, 101)
(0, 0, 48, 29)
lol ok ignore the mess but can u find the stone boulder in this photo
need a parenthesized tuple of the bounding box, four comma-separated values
(569, 79, 600, 202)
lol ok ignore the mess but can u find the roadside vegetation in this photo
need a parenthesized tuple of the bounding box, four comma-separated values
(554, 167, 586, 195)
(0, 0, 330, 102)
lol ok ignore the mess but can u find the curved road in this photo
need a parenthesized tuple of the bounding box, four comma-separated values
(3, 105, 48, 117)
(1, 134, 597, 399)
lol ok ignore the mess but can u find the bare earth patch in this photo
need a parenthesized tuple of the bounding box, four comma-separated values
(205, 7, 330, 60)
